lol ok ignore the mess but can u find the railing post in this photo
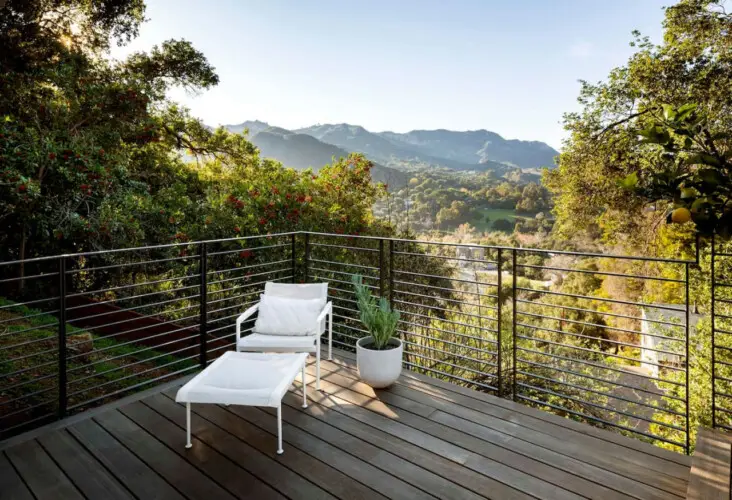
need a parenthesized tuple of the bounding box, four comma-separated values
(511, 249, 517, 402)
(389, 240, 395, 309)
(379, 239, 385, 297)
(58, 256, 67, 419)
(496, 249, 502, 397)
(685, 262, 690, 454)
(712, 233, 717, 430)
(304, 233, 310, 282)
(291, 233, 297, 283)
(199, 243, 208, 368)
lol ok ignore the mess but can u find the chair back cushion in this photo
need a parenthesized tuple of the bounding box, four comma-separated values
(254, 294, 323, 336)
(264, 282, 327, 309)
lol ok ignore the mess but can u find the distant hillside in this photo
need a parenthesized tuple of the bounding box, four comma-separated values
(295, 123, 511, 173)
(379, 129, 558, 170)
(224, 122, 408, 188)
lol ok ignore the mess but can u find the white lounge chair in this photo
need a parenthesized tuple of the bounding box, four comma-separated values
(235, 282, 332, 390)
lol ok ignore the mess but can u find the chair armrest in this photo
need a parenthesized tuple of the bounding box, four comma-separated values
(235, 303, 259, 343)
(316, 301, 332, 325)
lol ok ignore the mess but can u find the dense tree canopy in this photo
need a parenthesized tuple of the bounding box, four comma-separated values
(0, 0, 389, 264)
(545, 0, 731, 247)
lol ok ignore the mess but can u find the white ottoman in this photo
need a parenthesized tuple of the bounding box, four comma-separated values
(175, 351, 309, 454)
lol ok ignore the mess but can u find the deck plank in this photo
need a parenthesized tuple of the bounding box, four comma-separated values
(4, 439, 83, 500)
(686, 427, 731, 500)
(309, 363, 650, 500)
(335, 354, 690, 468)
(372, 362, 691, 479)
(37, 430, 134, 500)
(227, 403, 441, 500)
(94, 409, 239, 500)
(118, 401, 287, 500)
(316, 359, 686, 499)
(143, 393, 341, 500)
(0, 349, 693, 500)
(278, 379, 588, 499)
(68, 418, 186, 500)
(279, 388, 530, 500)
(174, 394, 389, 500)
(0, 452, 34, 500)
(264, 396, 489, 500)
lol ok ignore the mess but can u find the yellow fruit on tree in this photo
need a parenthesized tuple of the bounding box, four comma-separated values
(671, 207, 692, 224)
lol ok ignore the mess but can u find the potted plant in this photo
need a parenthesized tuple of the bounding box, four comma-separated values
(351, 274, 402, 388)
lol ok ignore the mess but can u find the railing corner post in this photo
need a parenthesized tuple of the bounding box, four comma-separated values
(199, 243, 208, 368)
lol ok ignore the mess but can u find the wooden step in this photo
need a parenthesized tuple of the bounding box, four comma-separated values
(687, 427, 732, 499)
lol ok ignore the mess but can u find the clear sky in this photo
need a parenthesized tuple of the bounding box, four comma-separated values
(112, 0, 670, 150)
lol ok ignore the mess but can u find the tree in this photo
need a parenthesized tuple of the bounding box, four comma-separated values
(492, 218, 514, 232)
(545, 0, 732, 245)
(516, 182, 549, 213)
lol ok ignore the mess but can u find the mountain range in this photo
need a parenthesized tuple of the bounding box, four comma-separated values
(223, 120, 559, 186)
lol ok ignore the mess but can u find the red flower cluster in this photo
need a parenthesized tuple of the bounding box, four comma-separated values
(239, 250, 254, 259)
(227, 194, 245, 209)
(233, 226, 241, 233)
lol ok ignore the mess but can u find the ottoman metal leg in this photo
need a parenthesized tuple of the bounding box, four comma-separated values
(316, 343, 321, 391)
(185, 403, 192, 449)
(276, 404, 284, 455)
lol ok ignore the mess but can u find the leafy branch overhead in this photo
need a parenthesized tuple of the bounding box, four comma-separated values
(619, 103, 732, 236)
(546, 0, 732, 244)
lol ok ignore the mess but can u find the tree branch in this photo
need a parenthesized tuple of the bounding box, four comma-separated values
(593, 108, 656, 139)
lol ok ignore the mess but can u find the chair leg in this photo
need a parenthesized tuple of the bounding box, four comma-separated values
(185, 403, 192, 449)
(328, 313, 333, 361)
(302, 362, 308, 408)
(316, 343, 321, 391)
(276, 404, 284, 455)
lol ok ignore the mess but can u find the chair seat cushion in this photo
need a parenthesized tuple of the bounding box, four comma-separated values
(237, 333, 318, 352)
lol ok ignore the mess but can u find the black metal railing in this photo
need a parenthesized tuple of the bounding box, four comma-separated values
(0, 231, 695, 453)
(0, 233, 295, 437)
(711, 235, 732, 432)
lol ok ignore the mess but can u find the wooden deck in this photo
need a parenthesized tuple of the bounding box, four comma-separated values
(0, 350, 692, 500)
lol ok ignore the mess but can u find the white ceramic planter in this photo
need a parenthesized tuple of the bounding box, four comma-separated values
(356, 337, 403, 388)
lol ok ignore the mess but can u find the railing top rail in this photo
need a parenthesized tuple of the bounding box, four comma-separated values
(0, 232, 299, 268)
(303, 231, 696, 264)
(0, 230, 695, 267)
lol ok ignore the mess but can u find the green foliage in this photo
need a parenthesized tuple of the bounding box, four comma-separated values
(492, 218, 514, 232)
(0, 0, 390, 267)
(351, 274, 400, 350)
(618, 104, 732, 236)
(377, 167, 550, 233)
(546, 0, 732, 244)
